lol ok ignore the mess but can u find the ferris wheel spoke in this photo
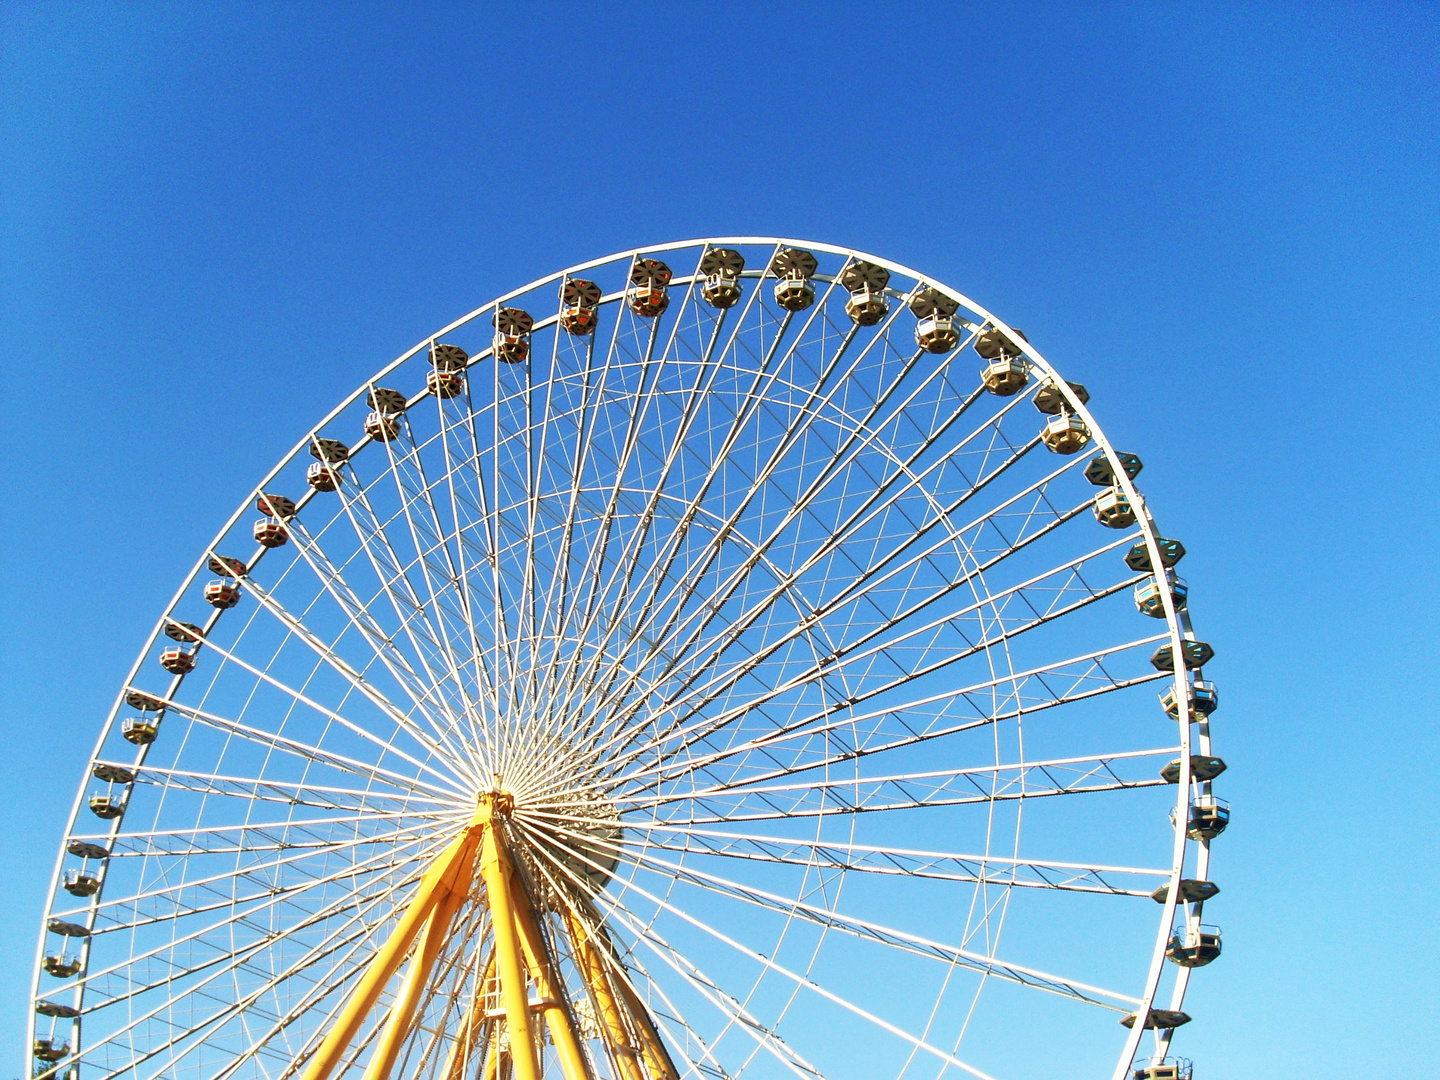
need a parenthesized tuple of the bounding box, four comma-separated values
(515, 322, 632, 719)
(635, 747, 1174, 824)
(79, 810, 450, 860)
(520, 852, 737, 1080)
(83, 826, 442, 937)
(599, 901, 828, 1080)
(527, 337, 605, 719)
(598, 826, 1168, 897)
(542, 281, 871, 734)
(74, 869, 427, 1026)
(593, 852, 1006, 1080)
(76, 851, 423, 1080)
(641, 444, 1083, 719)
(123, 763, 454, 813)
(580, 921, 735, 1080)
(136, 692, 463, 800)
(70, 911, 385, 1080)
(528, 303, 681, 760)
(81, 881, 442, 1072)
(371, 425, 490, 751)
(63, 822, 440, 933)
(691, 531, 1140, 731)
(576, 368, 1023, 738)
(434, 387, 510, 748)
(530, 304, 740, 756)
(203, 905, 442, 1080)
(325, 453, 484, 758)
(515, 341, 552, 730)
(582, 478, 1096, 780)
(71, 829, 441, 1021)
(354, 898, 488, 1080)
(276, 526, 487, 773)
(606, 637, 1171, 801)
(593, 572, 1152, 799)
(537, 270, 802, 742)
(561, 333, 936, 744)
(636, 548, 1144, 775)
(610, 841, 1141, 1010)
(533, 297, 803, 731)
(266, 524, 483, 775)
(160, 616, 471, 792)
(571, 366, 1043, 747)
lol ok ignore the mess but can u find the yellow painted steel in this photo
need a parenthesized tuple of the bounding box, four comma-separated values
(563, 908, 645, 1080)
(441, 950, 497, 1080)
(296, 792, 672, 1080)
(566, 906, 677, 1080)
(301, 823, 483, 1080)
(507, 868, 593, 1080)
(363, 880, 471, 1080)
(614, 966, 678, 1080)
(477, 801, 541, 1080)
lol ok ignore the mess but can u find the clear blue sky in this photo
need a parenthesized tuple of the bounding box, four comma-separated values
(2, 2, 1436, 1076)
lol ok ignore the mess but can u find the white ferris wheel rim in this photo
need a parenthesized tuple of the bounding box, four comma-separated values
(30, 238, 1218, 1080)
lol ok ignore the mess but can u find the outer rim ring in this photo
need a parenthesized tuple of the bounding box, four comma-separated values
(30, 238, 1208, 1080)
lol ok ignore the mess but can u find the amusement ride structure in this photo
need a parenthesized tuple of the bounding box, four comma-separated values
(30, 239, 1225, 1080)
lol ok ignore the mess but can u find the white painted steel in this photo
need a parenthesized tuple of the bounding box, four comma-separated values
(29, 240, 1219, 1080)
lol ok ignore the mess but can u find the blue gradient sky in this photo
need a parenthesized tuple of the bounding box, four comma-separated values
(2, 3, 1436, 1077)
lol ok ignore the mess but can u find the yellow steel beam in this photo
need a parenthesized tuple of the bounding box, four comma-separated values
(441, 949, 497, 1080)
(363, 874, 472, 1080)
(563, 908, 644, 1080)
(614, 965, 678, 1080)
(477, 799, 541, 1080)
(566, 904, 677, 1080)
(302, 822, 484, 1080)
(506, 866, 593, 1080)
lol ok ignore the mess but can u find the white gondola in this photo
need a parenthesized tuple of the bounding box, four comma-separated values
(627, 259, 672, 318)
(1136, 573, 1189, 617)
(700, 248, 745, 309)
(492, 308, 534, 364)
(769, 248, 817, 311)
(559, 278, 602, 334)
(1093, 485, 1136, 527)
(1167, 923, 1223, 967)
(909, 286, 961, 353)
(840, 260, 890, 325)
(1187, 795, 1231, 839)
(1042, 411, 1092, 454)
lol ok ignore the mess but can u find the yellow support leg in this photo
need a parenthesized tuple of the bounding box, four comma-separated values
(301, 820, 484, 1080)
(478, 803, 541, 1080)
(565, 906, 677, 1080)
(507, 866, 592, 1080)
(363, 879, 471, 1080)
(441, 949, 497, 1080)
(563, 909, 644, 1080)
(483, 1036, 504, 1080)
(614, 967, 677, 1080)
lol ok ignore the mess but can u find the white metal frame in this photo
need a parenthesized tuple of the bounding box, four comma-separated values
(28, 239, 1219, 1080)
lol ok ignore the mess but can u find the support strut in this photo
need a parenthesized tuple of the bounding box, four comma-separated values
(477, 801, 542, 1080)
(564, 908, 645, 1080)
(441, 950, 497, 1080)
(302, 823, 483, 1080)
(363, 881, 470, 1080)
(507, 865, 593, 1080)
(295, 793, 642, 1080)
(564, 904, 677, 1080)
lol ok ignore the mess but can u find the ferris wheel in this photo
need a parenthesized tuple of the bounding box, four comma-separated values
(29, 239, 1226, 1080)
